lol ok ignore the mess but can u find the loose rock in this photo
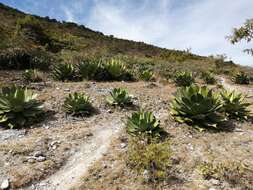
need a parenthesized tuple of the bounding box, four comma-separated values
(1, 179, 9, 190)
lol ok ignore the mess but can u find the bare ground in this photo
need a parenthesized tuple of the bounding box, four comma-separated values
(1, 71, 253, 190)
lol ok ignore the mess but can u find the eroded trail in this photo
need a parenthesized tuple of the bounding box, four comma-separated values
(219, 76, 253, 95)
(27, 118, 123, 190)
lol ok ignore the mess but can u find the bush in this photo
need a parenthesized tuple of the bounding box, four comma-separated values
(221, 90, 251, 121)
(127, 110, 163, 136)
(23, 69, 43, 82)
(78, 59, 102, 80)
(106, 88, 133, 106)
(0, 86, 44, 129)
(0, 49, 52, 70)
(52, 63, 75, 81)
(140, 70, 155, 81)
(127, 137, 172, 183)
(170, 85, 224, 130)
(63, 92, 94, 116)
(201, 71, 216, 84)
(232, 72, 250, 85)
(174, 71, 195, 87)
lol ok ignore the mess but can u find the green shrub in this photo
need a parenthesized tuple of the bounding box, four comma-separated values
(221, 90, 251, 121)
(0, 49, 52, 70)
(63, 92, 94, 116)
(127, 137, 172, 182)
(23, 69, 43, 82)
(52, 63, 75, 81)
(140, 70, 155, 81)
(170, 85, 224, 130)
(174, 71, 195, 87)
(78, 59, 102, 80)
(201, 71, 216, 84)
(232, 72, 250, 84)
(0, 86, 44, 129)
(106, 88, 133, 106)
(127, 110, 163, 136)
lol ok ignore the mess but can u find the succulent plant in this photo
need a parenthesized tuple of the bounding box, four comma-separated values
(63, 92, 94, 116)
(52, 63, 75, 81)
(23, 69, 43, 82)
(170, 85, 224, 130)
(106, 88, 133, 106)
(174, 71, 195, 87)
(232, 72, 250, 85)
(221, 90, 251, 120)
(201, 71, 216, 84)
(126, 110, 163, 136)
(0, 85, 44, 128)
(140, 70, 155, 81)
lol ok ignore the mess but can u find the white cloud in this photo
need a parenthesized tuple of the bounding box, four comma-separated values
(84, 0, 253, 66)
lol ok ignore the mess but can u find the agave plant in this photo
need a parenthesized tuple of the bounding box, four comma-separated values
(106, 88, 133, 106)
(104, 59, 128, 80)
(140, 70, 155, 81)
(221, 90, 251, 120)
(0, 86, 44, 128)
(232, 72, 250, 85)
(52, 63, 75, 81)
(126, 110, 163, 136)
(174, 71, 195, 87)
(170, 85, 224, 130)
(78, 59, 102, 80)
(63, 92, 94, 116)
(201, 72, 216, 84)
(23, 69, 43, 82)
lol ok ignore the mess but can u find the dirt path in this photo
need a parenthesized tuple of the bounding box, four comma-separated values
(26, 118, 123, 190)
(218, 76, 253, 95)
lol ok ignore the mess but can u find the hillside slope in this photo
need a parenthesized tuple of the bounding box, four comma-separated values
(0, 2, 251, 77)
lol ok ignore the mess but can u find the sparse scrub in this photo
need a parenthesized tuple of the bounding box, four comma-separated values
(221, 90, 251, 121)
(174, 71, 195, 87)
(232, 72, 250, 84)
(23, 69, 43, 82)
(126, 110, 163, 136)
(106, 88, 133, 106)
(198, 161, 253, 189)
(127, 136, 172, 183)
(170, 85, 224, 130)
(0, 85, 44, 129)
(52, 63, 75, 81)
(63, 92, 94, 116)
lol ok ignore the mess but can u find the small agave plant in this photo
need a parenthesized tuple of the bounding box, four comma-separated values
(140, 70, 155, 81)
(221, 90, 251, 121)
(232, 72, 250, 85)
(52, 63, 75, 81)
(174, 71, 195, 87)
(78, 59, 102, 80)
(23, 69, 43, 82)
(126, 110, 163, 136)
(104, 59, 128, 80)
(201, 71, 216, 84)
(63, 92, 94, 116)
(106, 88, 133, 106)
(170, 85, 224, 130)
(0, 85, 44, 129)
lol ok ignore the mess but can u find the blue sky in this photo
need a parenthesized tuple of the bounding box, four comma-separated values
(1, 0, 253, 66)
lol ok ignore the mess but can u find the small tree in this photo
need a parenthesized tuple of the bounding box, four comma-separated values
(227, 19, 253, 56)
